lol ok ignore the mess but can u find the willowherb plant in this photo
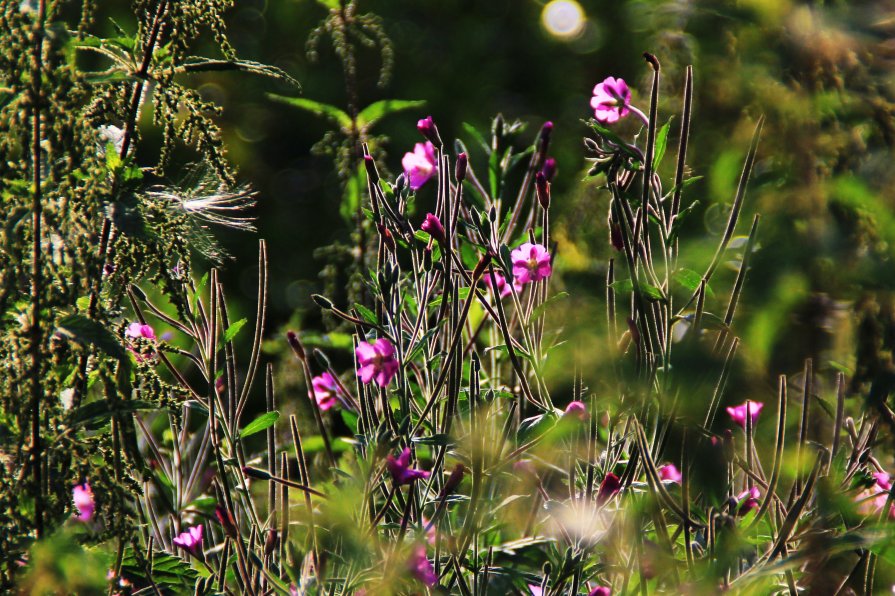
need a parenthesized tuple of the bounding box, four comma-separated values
(4, 0, 895, 591)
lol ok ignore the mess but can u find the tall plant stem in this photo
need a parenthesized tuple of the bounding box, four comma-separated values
(29, 0, 47, 540)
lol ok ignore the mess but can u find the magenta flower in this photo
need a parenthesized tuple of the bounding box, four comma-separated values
(387, 447, 430, 485)
(564, 400, 587, 420)
(125, 322, 156, 341)
(529, 586, 544, 596)
(309, 372, 341, 411)
(726, 400, 764, 429)
(588, 588, 612, 596)
(857, 472, 895, 519)
(173, 525, 204, 557)
(484, 271, 513, 299)
(658, 464, 682, 484)
(407, 544, 437, 586)
(511, 242, 552, 286)
(591, 77, 634, 124)
(597, 472, 621, 505)
(73, 482, 95, 522)
(356, 338, 399, 387)
(420, 213, 446, 244)
(402, 141, 437, 190)
(736, 486, 761, 515)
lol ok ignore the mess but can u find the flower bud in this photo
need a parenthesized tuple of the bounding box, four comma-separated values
(242, 466, 271, 481)
(456, 152, 468, 182)
(440, 463, 466, 498)
(539, 121, 553, 152)
(535, 172, 550, 209)
(286, 331, 306, 361)
(311, 294, 333, 310)
(421, 213, 446, 245)
(264, 529, 279, 555)
(596, 472, 621, 505)
(377, 223, 396, 252)
(214, 505, 238, 539)
(417, 115, 443, 148)
(363, 155, 379, 183)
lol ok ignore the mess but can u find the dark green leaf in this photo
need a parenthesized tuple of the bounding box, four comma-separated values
(652, 117, 673, 170)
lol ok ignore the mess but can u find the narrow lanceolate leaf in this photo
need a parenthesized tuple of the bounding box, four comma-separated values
(222, 318, 247, 344)
(653, 117, 673, 171)
(239, 411, 280, 439)
(267, 94, 351, 129)
(357, 99, 426, 129)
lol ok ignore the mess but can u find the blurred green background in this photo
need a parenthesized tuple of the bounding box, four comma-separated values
(93, 0, 895, 402)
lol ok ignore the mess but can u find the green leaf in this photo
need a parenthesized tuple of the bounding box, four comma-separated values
(588, 120, 641, 159)
(609, 279, 666, 302)
(267, 94, 351, 129)
(70, 399, 158, 429)
(120, 547, 197, 590)
(529, 291, 569, 322)
(673, 269, 714, 297)
(340, 163, 364, 224)
(429, 287, 471, 307)
(56, 314, 129, 364)
(462, 122, 489, 153)
(315, 0, 340, 8)
(357, 99, 426, 129)
(412, 434, 452, 447)
(653, 117, 673, 170)
(222, 318, 247, 344)
(238, 411, 280, 439)
(354, 303, 378, 325)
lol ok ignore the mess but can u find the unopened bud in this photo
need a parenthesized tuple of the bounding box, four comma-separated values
(456, 152, 468, 182)
(264, 529, 279, 555)
(535, 172, 550, 209)
(363, 155, 379, 182)
(286, 331, 306, 361)
(539, 121, 553, 152)
(421, 213, 446, 245)
(311, 294, 333, 310)
(377, 223, 396, 252)
(214, 505, 238, 539)
(242, 466, 271, 481)
(440, 463, 466, 498)
(417, 115, 443, 149)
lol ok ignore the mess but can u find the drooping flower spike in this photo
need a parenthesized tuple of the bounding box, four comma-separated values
(402, 141, 438, 190)
(511, 242, 553, 285)
(356, 338, 400, 387)
(591, 76, 649, 126)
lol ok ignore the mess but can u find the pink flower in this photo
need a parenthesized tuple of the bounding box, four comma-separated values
(125, 322, 156, 341)
(73, 482, 95, 522)
(407, 544, 437, 586)
(387, 447, 430, 485)
(529, 586, 544, 596)
(402, 142, 437, 190)
(309, 372, 341, 411)
(511, 242, 552, 286)
(735, 486, 761, 515)
(857, 472, 895, 518)
(591, 77, 632, 124)
(484, 272, 513, 299)
(597, 473, 621, 505)
(658, 464, 682, 484)
(564, 400, 587, 420)
(589, 588, 612, 596)
(420, 213, 446, 244)
(173, 525, 204, 557)
(726, 400, 764, 429)
(356, 338, 399, 387)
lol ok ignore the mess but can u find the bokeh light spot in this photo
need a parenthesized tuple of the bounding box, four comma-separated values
(541, 0, 586, 40)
